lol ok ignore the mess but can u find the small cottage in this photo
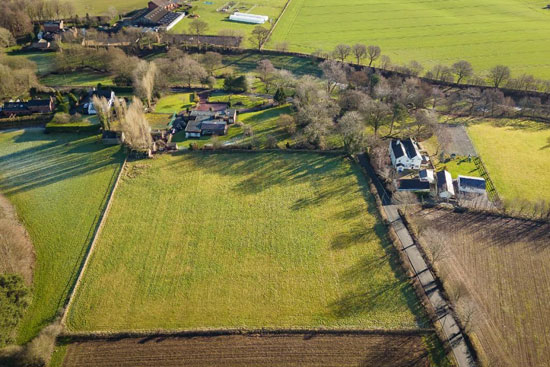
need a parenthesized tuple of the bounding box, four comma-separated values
(436, 170, 455, 199)
(390, 138, 423, 172)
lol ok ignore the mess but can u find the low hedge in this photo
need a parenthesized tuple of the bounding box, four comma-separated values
(0, 114, 54, 130)
(45, 122, 100, 134)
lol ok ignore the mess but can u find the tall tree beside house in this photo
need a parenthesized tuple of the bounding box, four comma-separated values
(249, 26, 270, 50)
(120, 97, 152, 151)
(92, 95, 113, 131)
(132, 60, 157, 108)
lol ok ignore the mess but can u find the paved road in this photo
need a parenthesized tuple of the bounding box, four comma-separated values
(357, 154, 476, 367)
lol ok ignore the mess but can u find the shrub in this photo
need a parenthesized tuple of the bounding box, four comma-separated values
(16, 322, 62, 367)
(52, 113, 70, 124)
(0, 274, 30, 348)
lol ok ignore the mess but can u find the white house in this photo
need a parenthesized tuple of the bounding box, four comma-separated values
(458, 175, 486, 194)
(83, 90, 116, 115)
(390, 138, 423, 172)
(436, 170, 455, 199)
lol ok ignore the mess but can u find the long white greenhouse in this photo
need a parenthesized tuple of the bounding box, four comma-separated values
(229, 12, 269, 24)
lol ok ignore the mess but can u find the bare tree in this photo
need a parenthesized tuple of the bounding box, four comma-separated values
(179, 56, 207, 88)
(452, 60, 473, 84)
(366, 45, 381, 67)
(256, 59, 276, 92)
(92, 95, 113, 131)
(320, 59, 347, 93)
(133, 60, 157, 108)
(379, 55, 392, 70)
(120, 97, 152, 151)
(189, 19, 208, 44)
(200, 51, 222, 76)
(249, 26, 270, 50)
(351, 43, 367, 64)
(277, 114, 296, 134)
(488, 65, 510, 88)
(338, 111, 367, 153)
(359, 98, 391, 137)
(333, 44, 351, 62)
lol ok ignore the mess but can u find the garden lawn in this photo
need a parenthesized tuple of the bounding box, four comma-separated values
(0, 130, 124, 343)
(468, 120, 550, 202)
(209, 93, 267, 109)
(169, 0, 287, 39)
(67, 152, 426, 331)
(154, 93, 195, 114)
(270, 0, 550, 78)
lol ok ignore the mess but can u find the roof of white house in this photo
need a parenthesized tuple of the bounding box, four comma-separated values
(390, 138, 421, 160)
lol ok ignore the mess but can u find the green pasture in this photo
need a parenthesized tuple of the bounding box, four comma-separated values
(154, 93, 195, 113)
(67, 152, 426, 331)
(270, 0, 550, 78)
(66, 0, 146, 16)
(220, 52, 321, 77)
(41, 72, 114, 87)
(170, 0, 287, 40)
(0, 130, 124, 343)
(468, 120, 550, 202)
(209, 93, 267, 109)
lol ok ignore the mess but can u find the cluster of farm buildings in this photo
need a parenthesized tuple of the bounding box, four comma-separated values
(390, 138, 487, 199)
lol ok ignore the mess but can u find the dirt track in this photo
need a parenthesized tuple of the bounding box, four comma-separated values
(61, 333, 431, 367)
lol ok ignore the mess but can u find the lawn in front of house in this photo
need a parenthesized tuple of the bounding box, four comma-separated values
(468, 120, 550, 202)
(154, 93, 196, 114)
(67, 152, 426, 331)
(209, 93, 268, 109)
(0, 130, 124, 343)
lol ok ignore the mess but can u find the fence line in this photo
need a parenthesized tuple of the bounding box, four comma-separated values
(473, 156, 501, 203)
(60, 156, 127, 325)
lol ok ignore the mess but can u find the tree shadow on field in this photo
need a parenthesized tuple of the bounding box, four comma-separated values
(416, 207, 550, 250)
(0, 130, 123, 196)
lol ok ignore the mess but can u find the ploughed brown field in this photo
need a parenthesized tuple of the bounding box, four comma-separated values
(61, 333, 432, 367)
(409, 207, 550, 367)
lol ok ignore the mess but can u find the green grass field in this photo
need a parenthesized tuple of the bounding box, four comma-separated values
(67, 152, 426, 331)
(170, 0, 287, 40)
(154, 93, 195, 113)
(0, 130, 124, 343)
(41, 72, 114, 87)
(468, 120, 550, 202)
(66, 0, 145, 16)
(270, 0, 550, 78)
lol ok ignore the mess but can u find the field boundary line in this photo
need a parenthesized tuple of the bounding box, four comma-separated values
(60, 327, 436, 340)
(261, 0, 294, 49)
(60, 155, 128, 326)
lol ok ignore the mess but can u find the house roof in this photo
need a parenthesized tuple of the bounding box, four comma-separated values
(27, 99, 52, 107)
(396, 179, 430, 192)
(185, 120, 202, 133)
(458, 175, 486, 190)
(196, 103, 228, 112)
(419, 169, 434, 182)
(149, 0, 172, 8)
(391, 140, 405, 159)
(402, 138, 421, 159)
(436, 170, 455, 195)
(143, 8, 171, 23)
(201, 120, 227, 131)
(2, 102, 29, 111)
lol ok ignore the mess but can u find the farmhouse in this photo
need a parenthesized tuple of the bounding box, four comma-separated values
(184, 119, 228, 138)
(1, 97, 55, 117)
(229, 12, 269, 24)
(43, 21, 64, 33)
(81, 90, 116, 115)
(136, 7, 186, 30)
(458, 175, 486, 194)
(390, 138, 422, 172)
(436, 170, 455, 199)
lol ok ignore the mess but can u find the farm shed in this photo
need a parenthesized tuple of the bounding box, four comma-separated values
(229, 12, 269, 24)
(185, 120, 202, 138)
(201, 120, 228, 136)
(419, 169, 435, 184)
(436, 170, 455, 199)
(395, 179, 431, 192)
(458, 175, 486, 194)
